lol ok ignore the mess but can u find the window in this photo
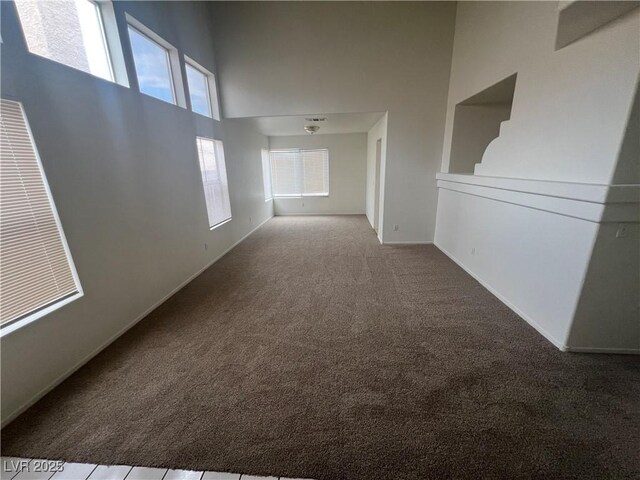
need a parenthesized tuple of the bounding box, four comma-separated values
(127, 15, 185, 107)
(185, 57, 220, 120)
(0, 99, 82, 333)
(261, 149, 272, 201)
(270, 149, 329, 197)
(196, 137, 232, 228)
(15, 0, 127, 85)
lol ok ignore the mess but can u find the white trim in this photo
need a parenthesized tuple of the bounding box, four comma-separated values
(0, 293, 83, 338)
(125, 14, 186, 108)
(434, 241, 568, 352)
(14, 0, 128, 87)
(436, 176, 640, 224)
(0, 215, 274, 429)
(436, 173, 640, 204)
(209, 217, 232, 231)
(565, 346, 640, 354)
(273, 194, 329, 198)
(383, 241, 434, 245)
(96, 0, 129, 87)
(184, 55, 220, 120)
(0, 101, 84, 337)
(273, 212, 364, 216)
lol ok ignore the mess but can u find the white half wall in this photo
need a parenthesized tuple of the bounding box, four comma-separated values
(435, 2, 640, 352)
(269, 133, 367, 215)
(0, 0, 273, 425)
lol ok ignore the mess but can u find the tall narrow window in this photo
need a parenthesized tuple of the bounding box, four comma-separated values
(261, 149, 272, 201)
(15, 0, 125, 84)
(270, 149, 329, 197)
(0, 100, 82, 331)
(196, 137, 232, 228)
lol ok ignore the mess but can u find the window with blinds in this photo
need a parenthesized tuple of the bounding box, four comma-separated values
(269, 148, 329, 197)
(261, 149, 272, 201)
(196, 137, 232, 229)
(0, 99, 81, 330)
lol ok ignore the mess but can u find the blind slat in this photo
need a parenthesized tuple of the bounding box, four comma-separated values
(269, 149, 329, 197)
(0, 99, 79, 327)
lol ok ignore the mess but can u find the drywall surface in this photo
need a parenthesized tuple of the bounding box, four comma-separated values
(435, 187, 595, 347)
(365, 114, 388, 237)
(0, 0, 273, 424)
(435, 2, 640, 351)
(442, 2, 639, 183)
(449, 104, 511, 174)
(210, 2, 456, 243)
(268, 133, 367, 215)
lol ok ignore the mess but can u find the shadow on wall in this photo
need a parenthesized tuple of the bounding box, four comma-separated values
(448, 73, 517, 174)
(612, 79, 640, 185)
(567, 82, 640, 351)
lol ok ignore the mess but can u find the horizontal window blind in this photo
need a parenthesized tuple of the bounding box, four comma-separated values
(196, 137, 232, 228)
(270, 148, 329, 197)
(0, 99, 80, 327)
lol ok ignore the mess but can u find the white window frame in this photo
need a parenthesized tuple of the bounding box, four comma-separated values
(269, 148, 330, 198)
(99, 1, 129, 87)
(14, 0, 129, 87)
(1, 101, 83, 337)
(196, 137, 232, 230)
(261, 148, 273, 202)
(184, 56, 221, 120)
(126, 14, 186, 108)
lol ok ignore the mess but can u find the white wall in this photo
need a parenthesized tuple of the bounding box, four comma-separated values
(210, 2, 456, 243)
(435, 2, 640, 352)
(365, 114, 388, 238)
(448, 104, 511, 174)
(269, 133, 367, 216)
(0, 0, 273, 425)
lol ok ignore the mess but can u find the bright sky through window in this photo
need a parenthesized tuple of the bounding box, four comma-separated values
(128, 26, 175, 104)
(186, 64, 212, 117)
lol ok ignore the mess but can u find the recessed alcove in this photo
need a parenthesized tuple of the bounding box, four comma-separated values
(448, 73, 517, 174)
(555, 1, 640, 50)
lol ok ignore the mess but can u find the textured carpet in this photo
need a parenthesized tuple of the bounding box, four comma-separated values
(2, 216, 639, 480)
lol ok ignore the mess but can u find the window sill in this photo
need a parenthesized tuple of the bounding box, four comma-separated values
(0, 291, 84, 338)
(210, 217, 232, 231)
(274, 195, 329, 198)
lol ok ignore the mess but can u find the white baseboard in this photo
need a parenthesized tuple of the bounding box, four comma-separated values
(383, 241, 434, 245)
(565, 346, 640, 354)
(434, 241, 567, 352)
(1, 215, 273, 429)
(435, 242, 639, 355)
(274, 212, 365, 216)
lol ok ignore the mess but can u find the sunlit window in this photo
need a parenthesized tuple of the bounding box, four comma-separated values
(15, 0, 115, 81)
(128, 26, 175, 104)
(186, 63, 211, 117)
(185, 57, 220, 120)
(196, 138, 232, 228)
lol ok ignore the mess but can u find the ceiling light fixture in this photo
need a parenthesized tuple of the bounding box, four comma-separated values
(304, 125, 320, 134)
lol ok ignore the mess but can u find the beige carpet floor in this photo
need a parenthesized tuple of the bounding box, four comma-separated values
(2, 216, 639, 479)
